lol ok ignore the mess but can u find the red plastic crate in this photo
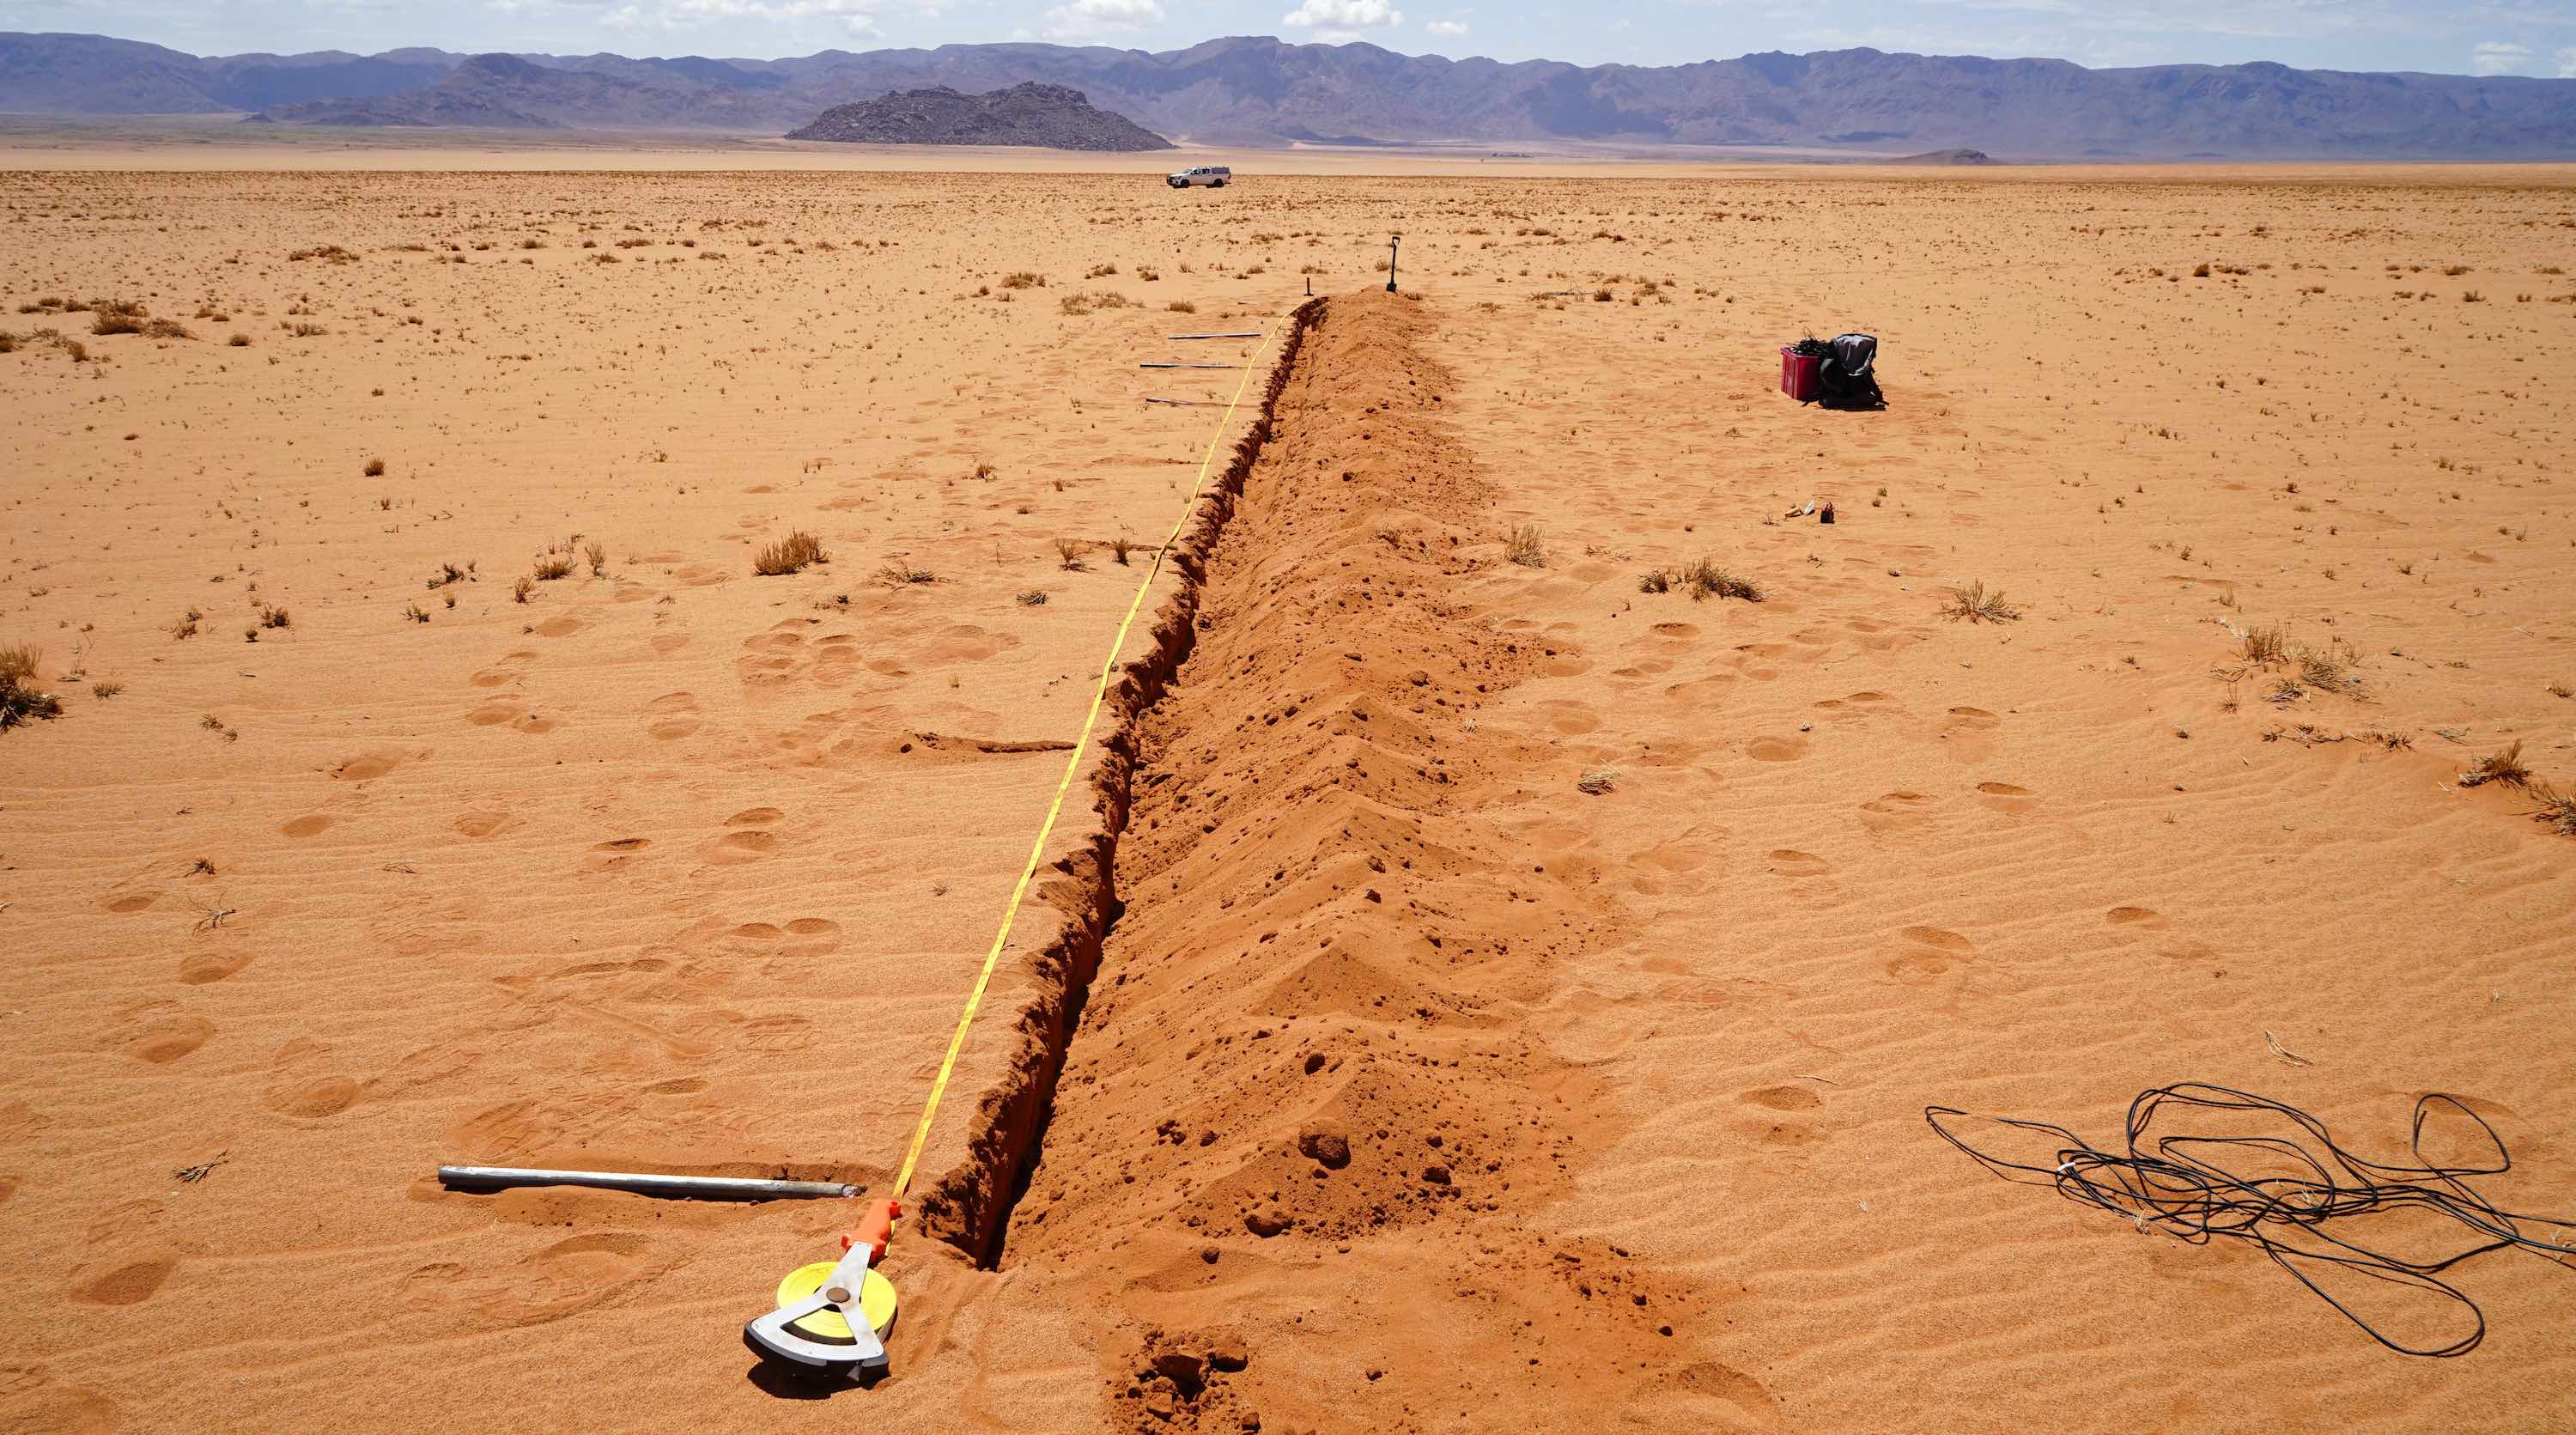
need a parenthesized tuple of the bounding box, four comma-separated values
(1780, 348, 1820, 402)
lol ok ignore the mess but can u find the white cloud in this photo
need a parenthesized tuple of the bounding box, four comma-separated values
(2470, 40, 2531, 75)
(1282, 0, 1403, 34)
(1425, 18, 1467, 36)
(577, 0, 923, 38)
(2558, 46, 2576, 78)
(1043, 0, 1163, 41)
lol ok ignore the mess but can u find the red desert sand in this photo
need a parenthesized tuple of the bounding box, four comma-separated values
(3, 154, 2574, 1432)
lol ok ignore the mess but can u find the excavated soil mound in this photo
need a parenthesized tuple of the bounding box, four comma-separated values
(999, 292, 1756, 1432)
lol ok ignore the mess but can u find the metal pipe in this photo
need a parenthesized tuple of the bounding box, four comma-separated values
(436, 1164, 860, 1201)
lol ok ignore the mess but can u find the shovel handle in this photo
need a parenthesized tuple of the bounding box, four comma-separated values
(841, 1197, 899, 1261)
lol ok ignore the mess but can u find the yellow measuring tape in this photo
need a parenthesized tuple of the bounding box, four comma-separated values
(890, 312, 1287, 1200)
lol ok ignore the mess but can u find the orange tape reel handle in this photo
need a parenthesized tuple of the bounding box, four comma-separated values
(841, 1198, 900, 1262)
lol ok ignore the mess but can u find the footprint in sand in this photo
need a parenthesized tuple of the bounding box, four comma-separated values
(99, 890, 161, 915)
(2107, 906, 2168, 929)
(701, 831, 776, 864)
(650, 634, 690, 655)
(176, 950, 254, 985)
(263, 1038, 358, 1118)
(1745, 735, 1808, 763)
(1886, 926, 1977, 983)
(1741, 1085, 1822, 1112)
(646, 691, 702, 740)
(1649, 622, 1700, 640)
(407, 1232, 677, 1328)
(455, 811, 516, 838)
(1858, 791, 1933, 832)
(738, 1013, 816, 1053)
(278, 814, 332, 839)
(1767, 849, 1832, 878)
(1974, 781, 2036, 814)
(70, 1253, 178, 1306)
(469, 669, 516, 689)
(532, 615, 585, 639)
(105, 1007, 212, 1065)
(332, 751, 412, 781)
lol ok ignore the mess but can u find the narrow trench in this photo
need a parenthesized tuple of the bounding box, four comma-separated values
(906, 296, 1328, 1268)
(964, 289, 1619, 1280)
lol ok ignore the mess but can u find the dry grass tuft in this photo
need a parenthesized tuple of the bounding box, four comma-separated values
(2459, 741, 2531, 789)
(2531, 786, 2576, 838)
(584, 539, 606, 578)
(1055, 538, 1089, 571)
(754, 530, 828, 576)
(1505, 525, 1546, 568)
(1683, 558, 1762, 603)
(877, 562, 935, 587)
(1577, 768, 1621, 795)
(0, 642, 61, 731)
(1637, 569, 1672, 593)
(1941, 581, 2020, 623)
(363, 457, 386, 477)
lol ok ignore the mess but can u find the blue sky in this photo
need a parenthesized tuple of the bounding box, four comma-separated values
(5, 0, 2571, 77)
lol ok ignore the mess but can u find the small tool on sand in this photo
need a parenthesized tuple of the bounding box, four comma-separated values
(743, 1198, 902, 1378)
(437, 1164, 860, 1201)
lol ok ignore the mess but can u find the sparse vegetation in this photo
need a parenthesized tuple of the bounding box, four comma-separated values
(88, 298, 147, 335)
(1110, 536, 1138, 566)
(1058, 290, 1133, 315)
(1637, 569, 1672, 594)
(754, 530, 828, 576)
(1682, 558, 1761, 603)
(1016, 589, 1048, 605)
(1505, 525, 1546, 568)
(1941, 581, 2018, 623)
(584, 539, 606, 577)
(1055, 538, 1089, 570)
(513, 575, 534, 604)
(93, 680, 124, 699)
(172, 606, 203, 640)
(1577, 768, 1620, 795)
(2459, 742, 2531, 789)
(364, 457, 386, 477)
(1, 643, 62, 730)
(999, 271, 1045, 289)
(877, 562, 934, 586)
(1168, 300, 1198, 313)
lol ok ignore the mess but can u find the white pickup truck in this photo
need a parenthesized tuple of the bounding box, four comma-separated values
(1167, 165, 1231, 189)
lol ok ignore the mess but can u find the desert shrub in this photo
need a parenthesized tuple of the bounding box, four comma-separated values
(754, 530, 828, 576)
(89, 299, 147, 335)
(1505, 525, 1545, 568)
(0, 643, 60, 730)
(1941, 581, 2019, 623)
(1683, 558, 1762, 602)
(364, 457, 386, 477)
(999, 271, 1045, 289)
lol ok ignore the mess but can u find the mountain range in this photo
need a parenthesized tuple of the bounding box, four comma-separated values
(5, 30, 2573, 158)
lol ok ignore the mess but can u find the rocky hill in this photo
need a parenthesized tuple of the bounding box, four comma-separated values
(787, 82, 1173, 149)
(9, 30, 2575, 158)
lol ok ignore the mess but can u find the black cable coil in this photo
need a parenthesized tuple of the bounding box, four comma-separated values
(1926, 1083, 2576, 1357)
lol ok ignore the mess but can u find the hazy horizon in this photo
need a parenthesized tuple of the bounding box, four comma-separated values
(5, 2, 2569, 82)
